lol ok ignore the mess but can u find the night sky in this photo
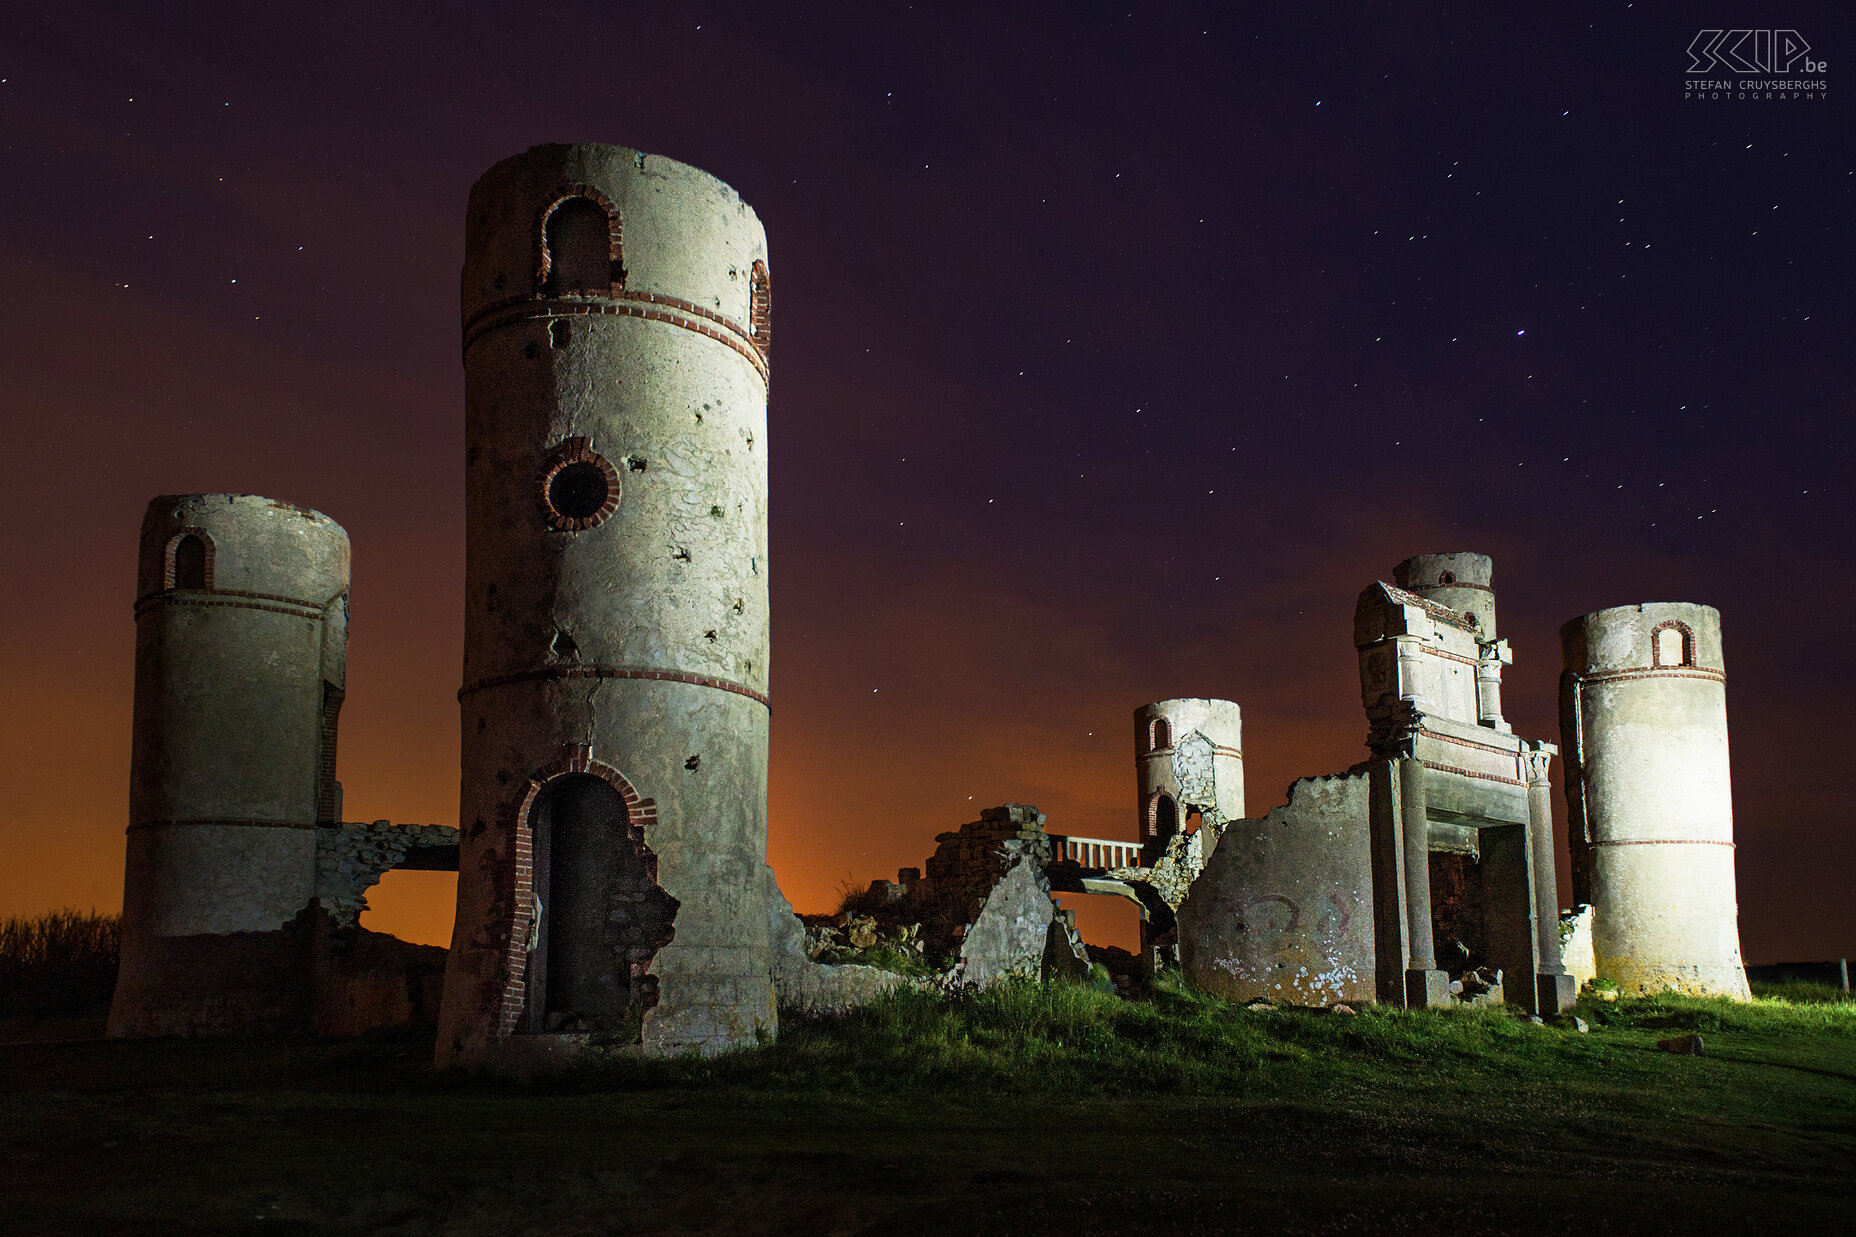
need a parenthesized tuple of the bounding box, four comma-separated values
(3, 4, 1849, 961)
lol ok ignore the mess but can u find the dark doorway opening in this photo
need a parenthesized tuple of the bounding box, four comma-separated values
(172, 534, 207, 589)
(524, 773, 676, 1039)
(544, 197, 612, 295)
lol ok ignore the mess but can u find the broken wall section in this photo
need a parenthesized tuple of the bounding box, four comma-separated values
(314, 821, 460, 927)
(764, 870, 910, 1015)
(795, 805, 1090, 993)
(1178, 772, 1377, 1006)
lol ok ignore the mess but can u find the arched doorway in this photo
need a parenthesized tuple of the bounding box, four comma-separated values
(525, 772, 675, 1037)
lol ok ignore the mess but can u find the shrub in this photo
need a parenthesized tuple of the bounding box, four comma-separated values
(0, 908, 121, 1017)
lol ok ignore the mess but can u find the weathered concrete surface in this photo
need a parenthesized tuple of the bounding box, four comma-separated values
(111, 494, 351, 1039)
(764, 869, 907, 1014)
(1561, 603, 1750, 1000)
(1179, 773, 1377, 1006)
(440, 144, 777, 1068)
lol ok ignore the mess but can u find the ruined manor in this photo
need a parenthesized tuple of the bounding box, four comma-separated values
(106, 142, 1755, 1064)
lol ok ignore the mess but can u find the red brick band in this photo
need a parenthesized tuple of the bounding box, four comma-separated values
(1575, 666, 1726, 686)
(1416, 580, 1494, 593)
(1139, 745, 1244, 759)
(460, 664, 770, 710)
(464, 293, 770, 384)
(1418, 645, 1480, 667)
(135, 594, 328, 622)
(136, 585, 335, 614)
(127, 818, 317, 834)
(1420, 760, 1525, 787)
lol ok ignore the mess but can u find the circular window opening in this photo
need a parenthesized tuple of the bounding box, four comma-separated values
(549, 462, 610, 519)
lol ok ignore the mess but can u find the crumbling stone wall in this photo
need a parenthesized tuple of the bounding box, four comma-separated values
(763, 870, 908, 1014)
(315, 821, 459, 927)
(919, 805, 1054, 962)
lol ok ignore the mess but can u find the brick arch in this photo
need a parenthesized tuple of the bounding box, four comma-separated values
(497, 743, 659, 1035)
(534, 184, 624, 295)
(748, 259, 771, 359)
(538, 436, 622, 532)
(1148, 716, 1171, 752)
(1650, 619, 1695, 669)
(1147, 791, 1177, 840)
(162, 528, 216, 589)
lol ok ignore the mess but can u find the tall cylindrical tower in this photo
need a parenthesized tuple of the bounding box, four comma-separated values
(1133, 698, 1244, 858)
(1560, 603, 1749, 999)
(438, 144, 774, 1066)
(109, 493, 350, 1037)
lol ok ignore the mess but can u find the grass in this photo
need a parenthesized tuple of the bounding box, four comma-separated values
(3, 976, 1853, 1233)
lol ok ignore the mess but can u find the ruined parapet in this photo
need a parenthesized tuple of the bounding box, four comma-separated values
(314, 822, 460, 927)
(439, 143, 776, 1068)
(764, 871, 910, 1015)
(1132, 698, 1243, 878)
(1560, 603, 1750, 999)
(1357, 562, 1512, 746)
(110, 494, 351, 1038)
(1178, 772, 1377, 1006)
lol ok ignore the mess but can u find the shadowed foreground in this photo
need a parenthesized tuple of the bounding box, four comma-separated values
(3, 980, 1852, 1235)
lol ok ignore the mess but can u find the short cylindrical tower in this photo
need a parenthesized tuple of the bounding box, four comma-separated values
(1560, 603, 1749, 999)
(1133, 698, 1244, 858)
(1395, 552, 1496, 640)
(109, 493, 350, 1037)
(439, 143, 774, 1066)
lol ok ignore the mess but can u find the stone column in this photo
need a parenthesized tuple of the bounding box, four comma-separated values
(1475, 638, 1510, 732)
(1398, 757, 1448, 1007)
(1525, 743, 1578, 1013)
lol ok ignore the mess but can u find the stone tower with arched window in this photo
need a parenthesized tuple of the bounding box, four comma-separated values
(109, 493, 351, 1037)
(1133, 698, 1244, 861)
(438, 144, 776, 1067)
(1560, 602, 1750, 999)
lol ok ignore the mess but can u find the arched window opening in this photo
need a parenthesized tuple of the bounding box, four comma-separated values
(1149, 794, 1177, 840)
(171, 534, 208, 589)
(524, 772, 673, 1038)
(543, 196, 613, 295)
(1654, 625, 1692, 669)
(1150, 718, 1171, 752)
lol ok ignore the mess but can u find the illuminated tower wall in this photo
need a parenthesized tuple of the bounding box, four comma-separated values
(437, 143, 776, 1065)
(1560, 603, 1750, 999)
